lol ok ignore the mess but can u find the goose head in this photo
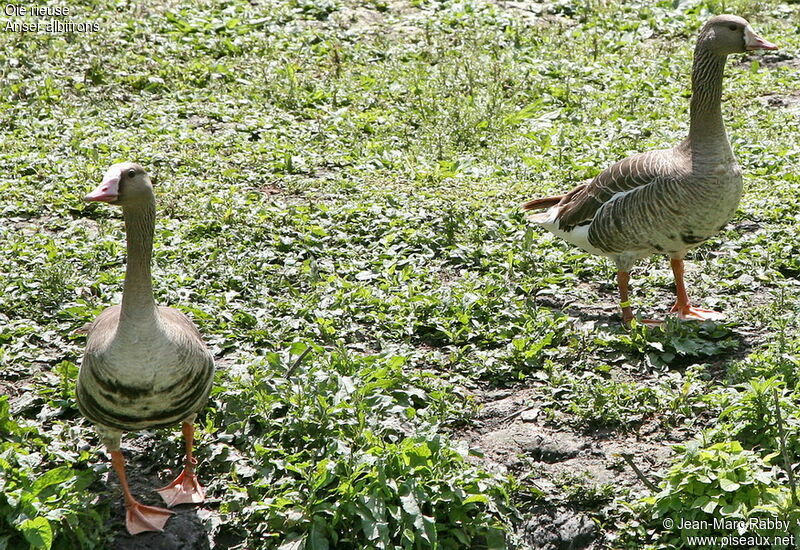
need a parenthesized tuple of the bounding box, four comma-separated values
(85, 162, 153, 206)
(698, 15, 777, 56)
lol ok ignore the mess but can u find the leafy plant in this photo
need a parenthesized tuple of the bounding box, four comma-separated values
(195, 347, 516, 548)
(564, 374, 660, 429)
(607, 318, 740, 367)
(640, 440, 800, 547)
(0, 397, 110, 550)
(711, 378, 786, 450)
(554, 472, 615, 508)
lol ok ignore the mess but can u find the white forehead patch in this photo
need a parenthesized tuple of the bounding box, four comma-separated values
(743, 25, 757, 47)
(103, 165, 123, 183)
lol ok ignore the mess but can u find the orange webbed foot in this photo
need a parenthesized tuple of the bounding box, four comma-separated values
(156, 469, 206, 507)
(125, 501, 174, 535)
(670, 305, 724, 322)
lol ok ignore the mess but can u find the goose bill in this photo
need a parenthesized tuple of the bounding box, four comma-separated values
(85, 167, 121, 202)
(744, 26, 778, 51)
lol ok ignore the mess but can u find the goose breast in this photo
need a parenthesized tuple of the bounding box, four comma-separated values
(77, 307, 214, 433)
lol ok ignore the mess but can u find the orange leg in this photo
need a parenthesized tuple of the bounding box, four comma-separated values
(110, 451, 173, 535)
(617, 271, 661, 326)
(617, 271, 635, 325)
(156, 422, 206, 507)
(669, 259, 724, 321)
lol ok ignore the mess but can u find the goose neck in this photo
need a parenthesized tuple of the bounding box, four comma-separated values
(688, 45, 728, 144)
(119, 200, 157, 324)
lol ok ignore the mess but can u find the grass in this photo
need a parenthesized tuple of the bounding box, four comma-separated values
(2, 0, 800, 548)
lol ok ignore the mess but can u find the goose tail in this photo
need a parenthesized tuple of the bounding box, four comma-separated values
(521, 195, 562, 211)
(522, 195, 562, 224)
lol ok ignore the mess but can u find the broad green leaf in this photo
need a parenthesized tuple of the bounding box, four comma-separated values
(30, 467, 74, 497)
(20, 517, 52, 550)
(701, 499, 719, 514)
(309, 519, 329, 550)
(719, 478, 741, 492)
(486, 527, 506, 550)
(463, 494, 489, 505)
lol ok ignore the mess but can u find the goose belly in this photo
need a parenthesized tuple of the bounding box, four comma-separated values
(77, 348, 214, 432)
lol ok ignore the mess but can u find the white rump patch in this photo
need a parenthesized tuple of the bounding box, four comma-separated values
(528, 206, 606, 256)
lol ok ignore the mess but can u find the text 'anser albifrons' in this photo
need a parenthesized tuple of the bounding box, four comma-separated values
(523, 15, 777, 325)
(78, 163, 215, 534)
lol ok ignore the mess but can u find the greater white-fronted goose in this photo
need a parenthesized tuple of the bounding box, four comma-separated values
(78, 163, 215, 534)
(523, 15, 776, 324)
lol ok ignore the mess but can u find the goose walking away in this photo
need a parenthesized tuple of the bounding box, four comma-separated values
(522, 15, 776, 324)
(78, 163, 215, 534)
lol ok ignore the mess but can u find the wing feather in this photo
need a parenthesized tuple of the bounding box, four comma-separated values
(555, 148, 675, 230)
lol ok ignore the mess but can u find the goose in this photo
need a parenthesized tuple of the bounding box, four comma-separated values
(77, 162, 215, 534)
(522, 15, 776, 324)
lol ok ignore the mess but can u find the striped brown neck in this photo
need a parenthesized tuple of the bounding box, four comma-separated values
(119, 197, 157, 325)
(688, 44, 728, 145)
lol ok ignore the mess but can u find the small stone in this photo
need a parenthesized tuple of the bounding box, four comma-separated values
(523, 506, 597, 550)
(520, 433, 585, 463)
(558, 513, 596, 549)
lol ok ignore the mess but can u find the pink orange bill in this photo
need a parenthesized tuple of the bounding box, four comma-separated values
(85, 167, 121, 202)
(744, 26, 778, 51)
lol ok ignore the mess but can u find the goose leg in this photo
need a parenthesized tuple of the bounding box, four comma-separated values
(617, 271, 635, 325)
(617, 271, 661, 326)
(110, 451, 174, 535)
(156, 422, 206, 507)
(669, 259, 724, 321)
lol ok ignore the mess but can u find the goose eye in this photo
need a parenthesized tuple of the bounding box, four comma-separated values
(127, 168, 136, 178)
(729, 25, 738, 31)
